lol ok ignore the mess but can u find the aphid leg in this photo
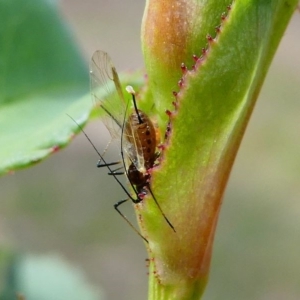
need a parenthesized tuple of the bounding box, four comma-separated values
(97, 160, 120, 168)
(68, 110, 148, 242)
(107, 166, 124, 176)
(114, 198, 148, 243)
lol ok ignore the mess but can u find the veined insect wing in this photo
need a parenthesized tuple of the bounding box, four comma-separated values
(90, 50, 145, 172)
(90, 50, 126, 140)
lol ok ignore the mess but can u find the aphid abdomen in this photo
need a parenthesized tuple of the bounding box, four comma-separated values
(125, 109, 157, 169)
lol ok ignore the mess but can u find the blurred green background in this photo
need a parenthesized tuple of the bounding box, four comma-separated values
(1, 0, 300, 299)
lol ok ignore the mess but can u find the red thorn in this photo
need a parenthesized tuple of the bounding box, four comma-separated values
(172, 101, 178, 110)
(202, 48, 207, 55)
(227, 4, 232, 10)
(172, 91, 178, 97)
(164, 122, 172, 139)
(165, 126, 171, 140)
(178, 78, 184, 87)
(215, 25, 221, 33)
(221, 12, 226, 20)
(181, 63, 188, 74)
(165, 109, 172, 117)
(51, 145, 60, 153)
(192, 54, 199, 62)
(157, 144, 166, 151)
(206, 34, 214, 42)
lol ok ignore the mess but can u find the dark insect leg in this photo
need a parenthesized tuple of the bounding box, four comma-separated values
(67, 115, 147, 241)
(108, 171, 124, 176)
(114, 198, 148, 243)
(107, 166, 124, 176)
(147, 185, 176, 232)
(97, 160, 120, 168)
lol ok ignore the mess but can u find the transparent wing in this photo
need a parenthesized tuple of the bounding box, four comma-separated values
(90, 50, 126, 139)
(122, 116, 145, 175)
(90, 50, 145, 172)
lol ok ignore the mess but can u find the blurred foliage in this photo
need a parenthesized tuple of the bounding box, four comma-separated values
(0, 0, 91, 175)
(0, 250, 104, 299)
(0, 0, 104, 298)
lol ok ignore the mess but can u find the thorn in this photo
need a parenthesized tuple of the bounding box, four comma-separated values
(165, 123, 171, 139)
(158, 144, 166, 151)
(206, 34, 214, 43)
(178, 78, 184, 88)
(192, 54, 199, 62)
(181, 63, 188, 74)
(51, 145, 60, 153)
(215, 25, 221, 33)
(165, 110, 172, 117)
(172, 101, 178, 110)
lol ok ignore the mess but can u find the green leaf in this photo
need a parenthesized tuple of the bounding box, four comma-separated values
(0, 0, 90, 175)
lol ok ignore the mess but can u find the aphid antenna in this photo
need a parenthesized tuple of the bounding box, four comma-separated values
(126, 86, 143, 124)
(108, 166, 124, 176)
(147, 186, 176, 233)
(67, 114, 148, 243)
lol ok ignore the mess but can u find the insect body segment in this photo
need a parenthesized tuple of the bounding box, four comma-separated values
(125, 109, 157, 171)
